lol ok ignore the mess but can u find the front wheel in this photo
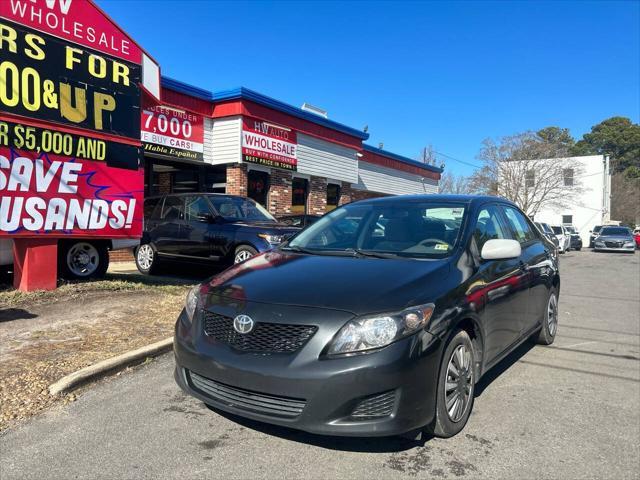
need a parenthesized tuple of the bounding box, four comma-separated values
(429, 330, 475, 438)
(536, 289, 558, 345)
(59, 241, 109, 280)
(234, 245, 258, 264)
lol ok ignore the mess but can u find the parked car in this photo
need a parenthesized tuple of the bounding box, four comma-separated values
(0, 238, 137, 279)
(277, 214, 321, 229)
(593, 226, 636, 253)
(174, 195, 560, 438)
(535, 222, 560, 251)
(551, 225, 571, 253)
(135, 193, 300, 274)
(564, 226, 582, 251)
(634, 229, 640, 249)
(589, 225, 603, 248)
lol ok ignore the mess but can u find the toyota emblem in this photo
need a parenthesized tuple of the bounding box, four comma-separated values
(233, 315, 254, 334)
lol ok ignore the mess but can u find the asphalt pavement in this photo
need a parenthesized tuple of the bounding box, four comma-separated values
(1, 249, 639, 479)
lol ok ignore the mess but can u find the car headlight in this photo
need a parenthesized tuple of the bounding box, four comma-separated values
(624, 241, 634, 247)
(595, 241, 605, 247)
(327, 303, 435, 355)
(258, 233, 286, 244)
(185, 285, 203, 322)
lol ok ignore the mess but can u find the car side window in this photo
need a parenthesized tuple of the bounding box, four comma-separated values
(184, 196, 212, 222)
(160, 196, 183, 221)
(502, 206, 536, 244)
(144, 198, 161, 220)
(473, 205, 509, 252)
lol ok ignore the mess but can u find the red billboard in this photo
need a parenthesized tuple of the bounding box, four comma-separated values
(0, 0, 155, 239)
(141, 103, 204, 162)
(242, 118, 297, 171)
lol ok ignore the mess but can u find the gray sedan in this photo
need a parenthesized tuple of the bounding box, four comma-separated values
(593, 226, 636, 253)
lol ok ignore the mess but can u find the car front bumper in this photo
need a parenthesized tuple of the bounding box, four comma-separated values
(173, 308, 443, 437)
(594, 244, 636, 252)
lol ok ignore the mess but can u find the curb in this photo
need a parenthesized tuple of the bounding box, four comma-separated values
(49, 337, 174, 396)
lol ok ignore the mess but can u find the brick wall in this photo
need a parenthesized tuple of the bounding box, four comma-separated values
(226, 163, 248, 196)
(351, 189, 388, 202)
(268, 169, 293, 217)
(109, 249, 134, 263)
(308, 176, 328, 215)
(158, 172, 171, 194)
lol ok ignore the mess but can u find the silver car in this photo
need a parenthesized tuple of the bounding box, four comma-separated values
(551, 225, 571, 254)
(593, 226, 636, 253)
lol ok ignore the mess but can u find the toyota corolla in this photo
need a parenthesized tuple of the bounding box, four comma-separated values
(174, 195, 560, 438)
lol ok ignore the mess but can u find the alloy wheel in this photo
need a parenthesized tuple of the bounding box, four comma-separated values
(66, 242, 99, 277)
(444, 344, 473, 422)
(234, 250, 253, 264)
(137, 244, 154, 270)
(547, 294, 558, 336)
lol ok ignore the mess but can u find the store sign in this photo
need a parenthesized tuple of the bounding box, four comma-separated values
(242, 118, 297, 171)
(0, 0, 151, 239)
(141, 104, 204, 161)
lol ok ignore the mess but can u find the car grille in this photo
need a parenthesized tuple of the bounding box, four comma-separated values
(202, 311, 317, 353)
(187, 370, 306, 418)
(350, 390, 397, 420)
(605, 241, 623, 248)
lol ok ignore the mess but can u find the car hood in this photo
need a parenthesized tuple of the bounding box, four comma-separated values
(204, 250, 451, 316)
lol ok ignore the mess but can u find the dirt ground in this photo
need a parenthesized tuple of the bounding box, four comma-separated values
(0, 270, 195, 431)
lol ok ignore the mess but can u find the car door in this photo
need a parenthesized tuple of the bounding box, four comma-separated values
(179, 195, 215, 259)
(153, 195, 184, 256)
(500, 205, 551, 336)
(207, 195, 241, 260)
(471, 204, 530, 364)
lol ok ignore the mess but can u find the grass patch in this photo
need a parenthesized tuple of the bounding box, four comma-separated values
(0, 273, 194, 309)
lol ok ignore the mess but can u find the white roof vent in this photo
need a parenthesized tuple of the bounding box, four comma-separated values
(301, 103, 328, 118)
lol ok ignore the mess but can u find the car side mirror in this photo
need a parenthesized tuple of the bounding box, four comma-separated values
(481, 239, 522, 261)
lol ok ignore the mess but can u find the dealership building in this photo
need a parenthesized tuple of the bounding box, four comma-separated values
(141, 77, 442, 218)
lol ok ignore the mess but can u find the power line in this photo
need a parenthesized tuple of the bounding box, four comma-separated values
(433, 150, 483, 169)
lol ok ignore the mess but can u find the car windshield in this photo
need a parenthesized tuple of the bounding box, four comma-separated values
(541, 224, 553, 234)
(208, 196, 276, 222)
(600, 227, 631, 236)
(552, 226, 563, 234)
(593, 225, 602, 233)
(565, 226, 577, 234)
(286, 201, 467, 258)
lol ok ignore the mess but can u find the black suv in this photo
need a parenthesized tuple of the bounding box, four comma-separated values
(135, 194, 299, 274)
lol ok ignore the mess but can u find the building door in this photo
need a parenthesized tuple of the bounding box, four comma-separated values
(248, 170, 270, 207)
(292, 177, 308, 214)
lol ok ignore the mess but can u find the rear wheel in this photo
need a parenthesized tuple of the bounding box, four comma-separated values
(234, 245, 258, 264)
(429, 330, 475, 438)
(135, 243, 159, 274)
(59, 241, 109, 280)
(536, 289, 558, 345)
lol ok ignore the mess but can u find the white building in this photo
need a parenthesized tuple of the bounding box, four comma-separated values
(531, 155, 611, 244)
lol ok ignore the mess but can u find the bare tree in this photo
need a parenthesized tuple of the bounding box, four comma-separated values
(439, 172, 473, 194)
(417, 145, 437, 165)
(469, 132, 586, 217)
(611, 173, 640, 226)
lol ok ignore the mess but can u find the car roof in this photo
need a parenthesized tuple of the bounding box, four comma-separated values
(354, 194, 517, 208)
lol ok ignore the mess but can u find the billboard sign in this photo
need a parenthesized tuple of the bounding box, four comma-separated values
(141, 103, 204, 162)
(241, 118, 297, 171)
(0, 0, 155, 239)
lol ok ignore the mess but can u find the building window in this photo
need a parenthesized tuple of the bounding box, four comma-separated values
(562, 215, 573, 225)
(248, 170, 270, 207)
(563, 168, 574, 187)
(326, 183, 341, 212)
(292, 177, 308, 214)
(525, 170, 535, 188)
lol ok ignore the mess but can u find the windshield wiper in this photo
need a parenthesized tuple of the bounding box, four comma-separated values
(280, 245, 323, 255)
(345, 248, 400, 259)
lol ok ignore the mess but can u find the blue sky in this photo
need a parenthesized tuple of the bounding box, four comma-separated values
(100, 0, 639, 176)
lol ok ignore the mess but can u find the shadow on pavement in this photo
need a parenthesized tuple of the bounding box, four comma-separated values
(475, 340, 535, 397)
(207, 405, 429, 453)
(0, 308, 38, 322)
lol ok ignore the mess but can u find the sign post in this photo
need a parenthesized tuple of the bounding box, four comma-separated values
(0, 0, 160, 291)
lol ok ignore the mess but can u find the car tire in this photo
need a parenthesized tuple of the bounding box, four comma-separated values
(234, 245, 258, 264)
(429, 329, 475, 438)
(536, 289, 558, 345)
(59, 241, 109, 280)
(135, 243, 159, 275)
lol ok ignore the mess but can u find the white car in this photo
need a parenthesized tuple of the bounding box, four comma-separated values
(0, 238, 138, 279)
(551, 225, 571, 254)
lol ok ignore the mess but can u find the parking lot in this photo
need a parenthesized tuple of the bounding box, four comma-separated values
(0, 249, 638, 479)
